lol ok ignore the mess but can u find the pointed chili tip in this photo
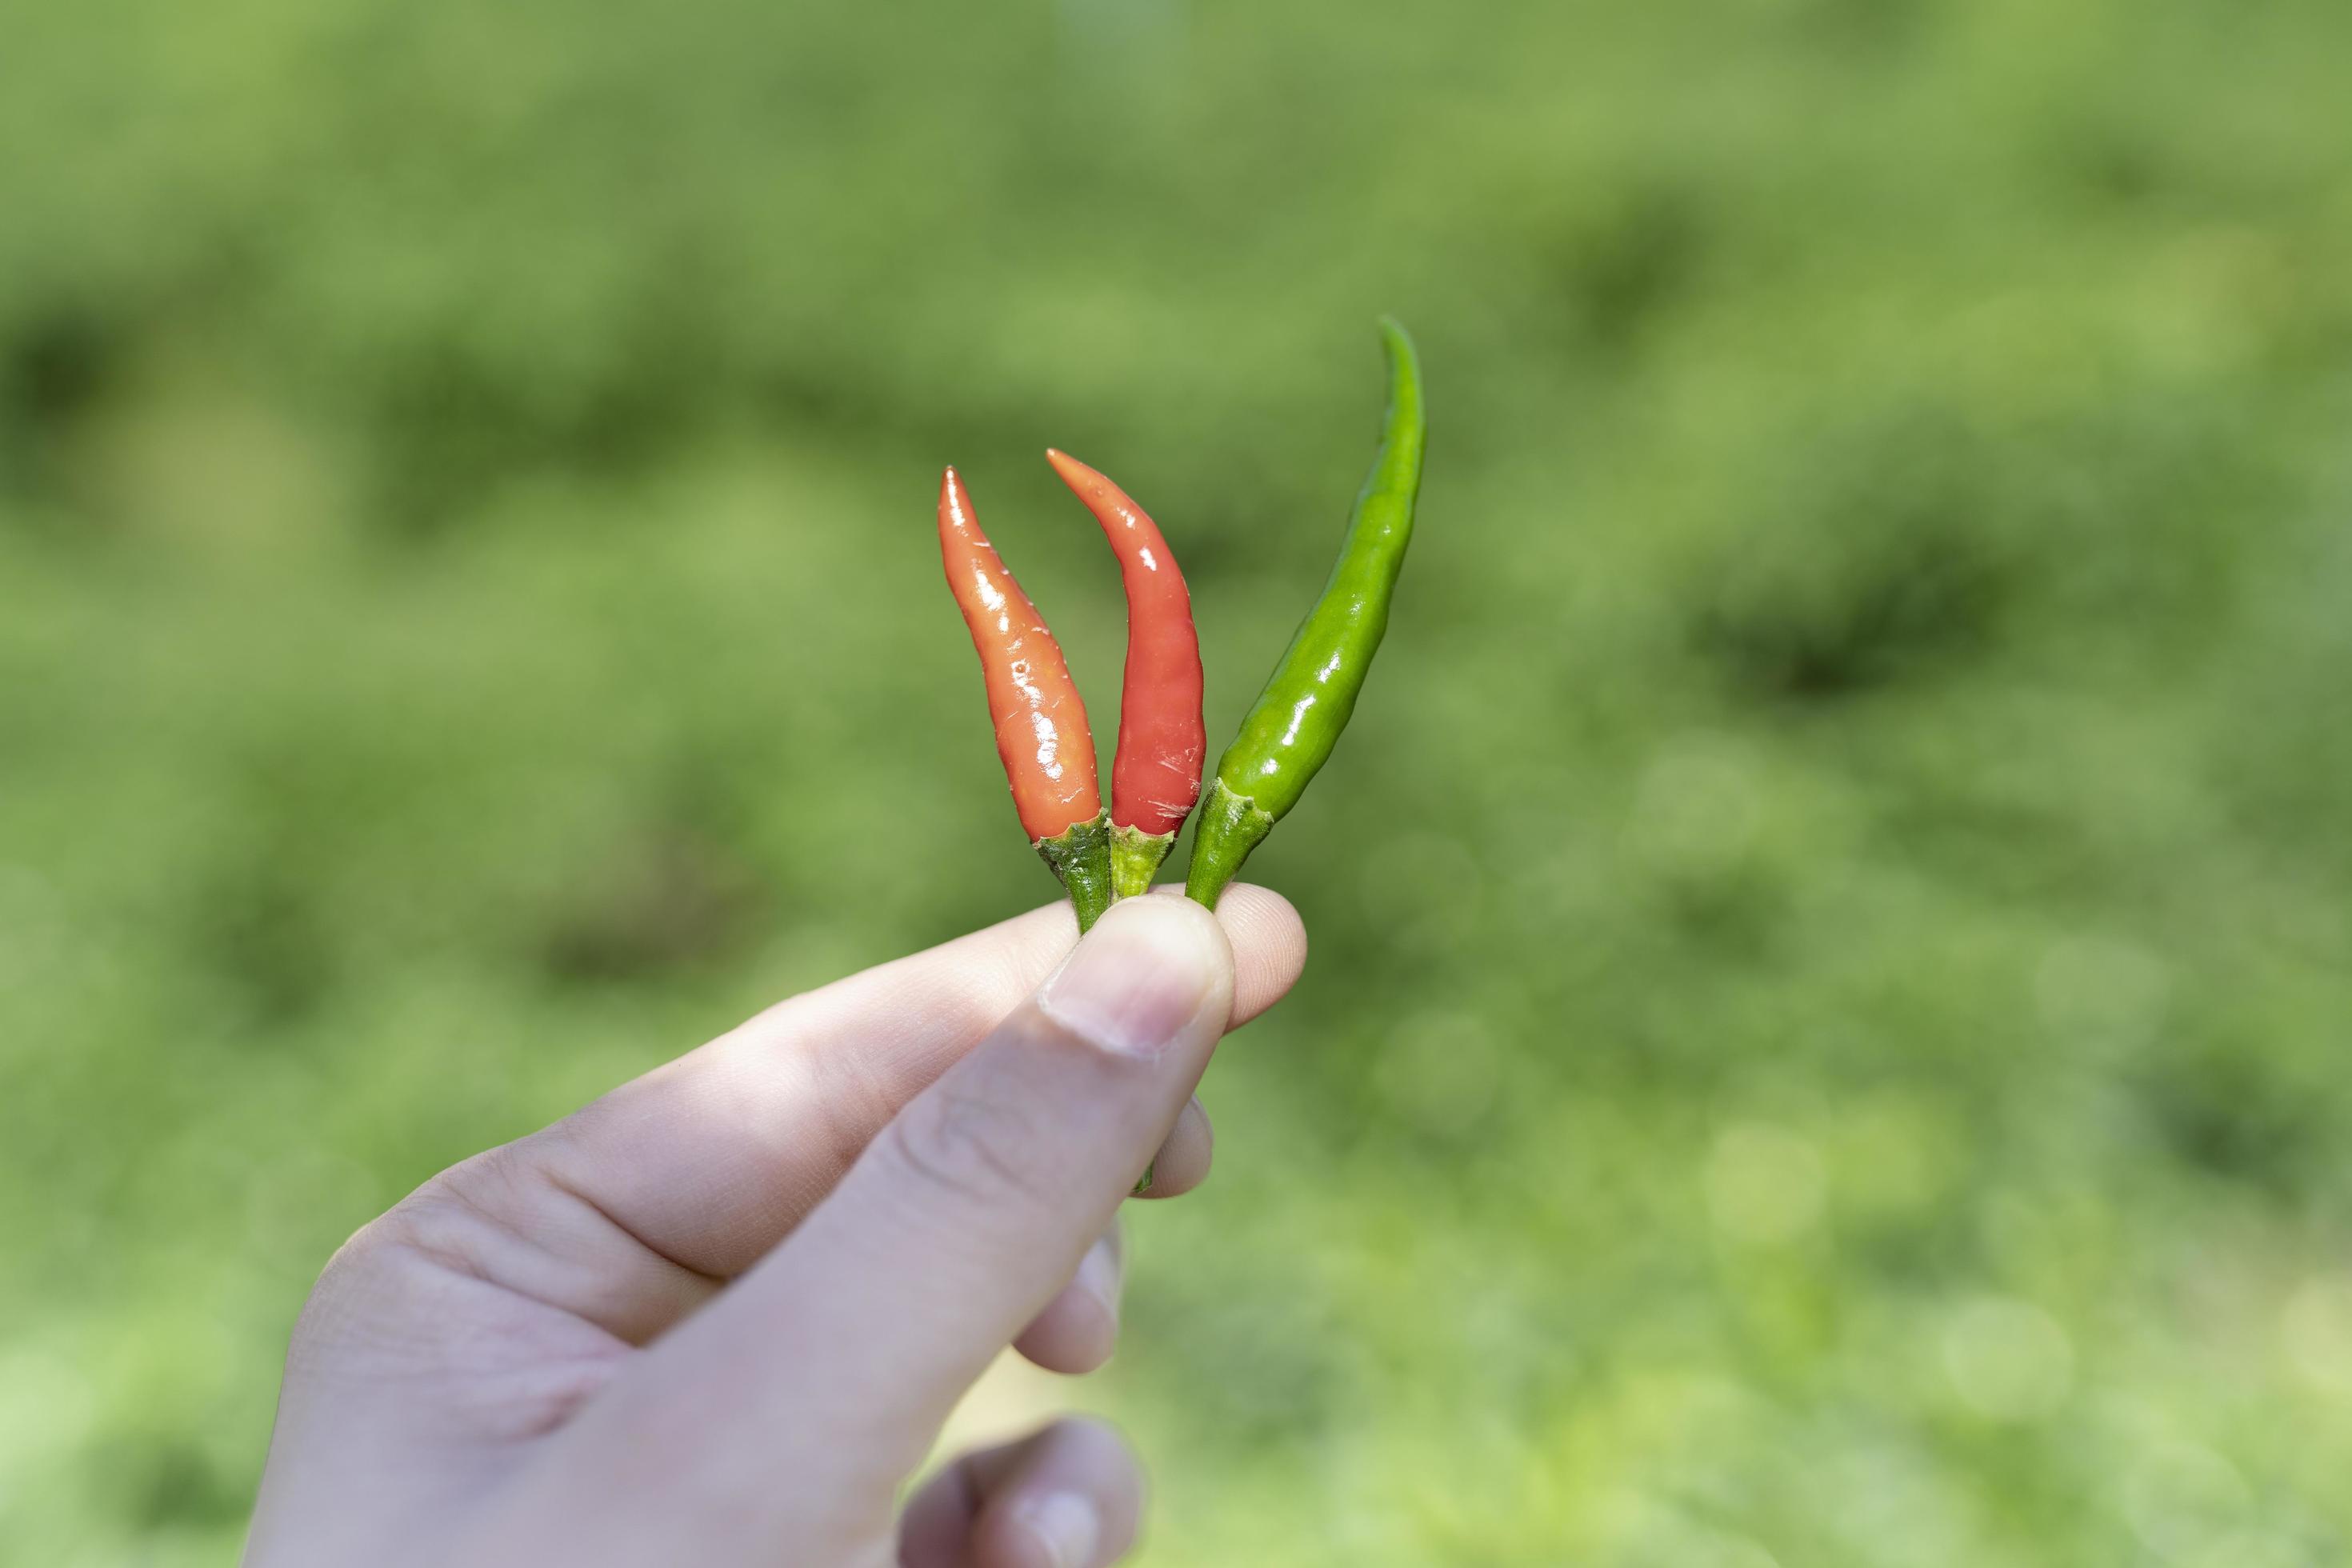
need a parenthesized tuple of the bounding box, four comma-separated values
(1045, 447, 1108, 498)
(938, 466, 983, 542)
(1377, 316, 1418, 368)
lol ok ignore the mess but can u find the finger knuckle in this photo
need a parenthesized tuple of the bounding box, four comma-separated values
(328, 1144, 545, 1294)
(879, 1082, 1059, 1207)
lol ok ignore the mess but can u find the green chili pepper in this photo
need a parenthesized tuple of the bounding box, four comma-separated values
(1185, 318, 1426, 909)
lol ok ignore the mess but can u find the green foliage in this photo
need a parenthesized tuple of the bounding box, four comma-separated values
(5, 0, 2352, 1561)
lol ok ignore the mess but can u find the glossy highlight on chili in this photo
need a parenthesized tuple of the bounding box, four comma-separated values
(935, 466, 1114, 930)
(1185, 318, 1426, 909)
(1046, 449, 1205, 898)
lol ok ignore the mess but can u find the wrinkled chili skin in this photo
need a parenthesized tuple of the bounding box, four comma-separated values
(1186, 319, 1426, 908)
(936, 466, 1103, 841)
(1046, 450, 1205, 837)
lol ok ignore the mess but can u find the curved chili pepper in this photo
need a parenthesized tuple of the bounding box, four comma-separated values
(1185, 318, 1426, 908)
(937, 466, 1114, 930)
(1046, 449, 1205, 898)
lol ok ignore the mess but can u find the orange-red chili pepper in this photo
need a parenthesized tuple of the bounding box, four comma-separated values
(936, 466, 1114, 928)
(1046, 449, 1206, 897)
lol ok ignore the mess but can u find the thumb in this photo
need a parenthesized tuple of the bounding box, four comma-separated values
(542, 895, 1233, 1556)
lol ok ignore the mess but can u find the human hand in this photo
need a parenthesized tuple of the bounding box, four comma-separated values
(244, 887, 1307, 1567)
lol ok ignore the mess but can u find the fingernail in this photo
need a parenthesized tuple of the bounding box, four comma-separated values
(1038, 900, 1220, 1059)
(1010, 1490, 1099, 1568)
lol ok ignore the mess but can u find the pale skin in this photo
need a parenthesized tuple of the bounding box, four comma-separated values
(245, 886, 1309, 1568)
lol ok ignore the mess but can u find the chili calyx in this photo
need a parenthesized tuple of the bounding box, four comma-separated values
(1046, 449, 1205, 899)
(935, 466, 1114, 930)
(1186, 318, 1426, 909)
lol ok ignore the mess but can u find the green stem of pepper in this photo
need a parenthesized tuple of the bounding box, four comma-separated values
(1108, 822, 1179, 899)
(1182, 780, 1276, 905)
(1186, 318, 1426, 909)
(1036, 810, 1115, 932)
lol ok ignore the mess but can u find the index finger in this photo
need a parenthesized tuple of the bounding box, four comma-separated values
(530, 884, 1304, 1280)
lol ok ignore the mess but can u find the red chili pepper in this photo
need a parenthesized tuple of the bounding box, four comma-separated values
(937, 466, 1114, 927)
(1046, 449, 1205, 896)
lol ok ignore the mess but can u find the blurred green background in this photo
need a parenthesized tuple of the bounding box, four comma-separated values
(6, 0, 2352, 1561)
